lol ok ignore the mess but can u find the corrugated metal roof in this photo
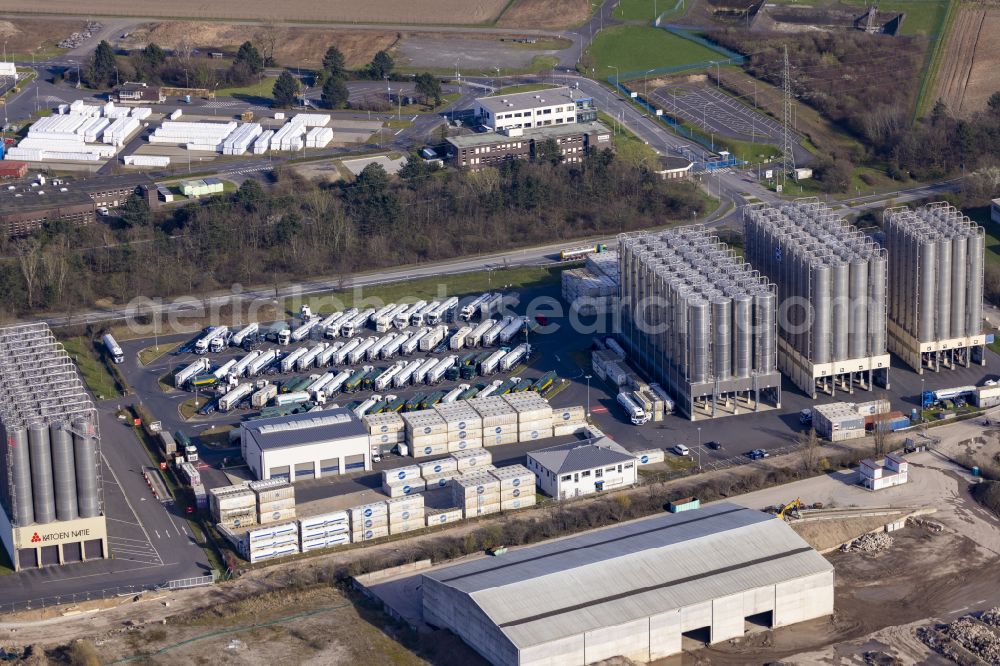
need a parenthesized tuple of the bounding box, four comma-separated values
(243, 407, 367, 450)
(527, 437, 634, 474)
(423, 503, 833, 649)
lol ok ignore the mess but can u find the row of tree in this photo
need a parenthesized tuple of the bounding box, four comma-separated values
(0, 153, 707, 318)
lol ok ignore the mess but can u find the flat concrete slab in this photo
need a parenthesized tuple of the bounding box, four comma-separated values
(342, 155, 407, 176)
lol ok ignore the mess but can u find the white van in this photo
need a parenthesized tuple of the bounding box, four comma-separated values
(672, 444, 690, 456)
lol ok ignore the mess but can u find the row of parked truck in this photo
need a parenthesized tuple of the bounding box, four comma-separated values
(200, 341, 536, 414)
(176, 315, 529, 390)
(189, 292, 514, 355)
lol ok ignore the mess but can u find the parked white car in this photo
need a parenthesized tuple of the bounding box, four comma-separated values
(672, 444, 690, 456)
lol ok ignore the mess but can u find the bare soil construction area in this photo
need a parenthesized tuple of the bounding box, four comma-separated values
(125, 23, 399, 68)
(0, 18, 85, 55)
(497, 0, 592, 29)
(933, 6, 1000, 118)
(0, 0, 509, 25)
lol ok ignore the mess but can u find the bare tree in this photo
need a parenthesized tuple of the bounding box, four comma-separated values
(14, 238, 41, 310)
(798, 428, 819, 474)
(255, 21, 281, 67)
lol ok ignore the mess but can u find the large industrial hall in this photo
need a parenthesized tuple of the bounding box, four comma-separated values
(421, 503, 834, 666)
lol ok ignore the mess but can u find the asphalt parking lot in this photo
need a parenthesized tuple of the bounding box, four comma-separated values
(649, 84, 784, 145)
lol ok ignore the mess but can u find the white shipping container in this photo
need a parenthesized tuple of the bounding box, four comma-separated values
(299, 510, 349, 533)
(551, 406, 586, 424)
(553, 422, 589, 437)
(501, 495, 536, 512)
(403, 410, 448, 437)
(419, 458, 458, 477)
(347, 501, 388, 521)
(382, 478, 426, 497)
(486, 432, 519, 447)
(364, 411, 405, 435)
(389, 520, 424, 535)
(500, 485, 533, 501)
(447, 438, 484, 453)
(489, 464, 535, 490)
(426, 508, 463, 526)
(350, 512, 388, 530)
(411, 441, 449, 458)
(386, 494, 425, 514)
(382, 464, 421, 484)
(350, 526, 389, 541)
(301, 534, 350, 551)
(422, 471, 455, 489)
(451, 448, 492, 469)
(463, 503, 501, 519)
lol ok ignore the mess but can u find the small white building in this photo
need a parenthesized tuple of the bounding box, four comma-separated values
(241, 408, 370, 482)
(0, 62, 17, 81)
(860, 453, 908, 491)
(475, 87, 580, 132)
(527, 437, 636, 500)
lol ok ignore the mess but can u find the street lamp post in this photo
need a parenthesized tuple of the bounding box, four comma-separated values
(920, 378, 925, 423)
(607, 65, 619, 87)
(697, 426, 702, 470)
(585, 374, 592, 419)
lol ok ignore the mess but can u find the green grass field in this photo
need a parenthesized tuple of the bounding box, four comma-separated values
(138, 341, 180, 366)
(597, 110, 659, 167)
(217, 76, 278, 103)
(292, 265, 566, 313)
(615, 0, 662, 20)
(584, 25, 722, 78)
(61, 337, 122, 400)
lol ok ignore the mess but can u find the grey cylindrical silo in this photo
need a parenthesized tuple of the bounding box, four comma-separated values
(49, 423, 78, 521)
(951, 235, 967, 339)
(28, 422, 55, 524)
(688, 299, 710, 383)
(831, 262, 850, 361)
(73, 417, 100, 518)
(755, 292, 777, 373)
(712, 297, 731, 380)
(967, 232, 984, 335)
(848, 258, 869, 359)
(868, 255, 887, 354)
(811, 264, 832, 364)
(8, 426, 34, 526)
(936, 237, 952, 340)
(732, 294, 753, 378)
(918, 240, 937, 341)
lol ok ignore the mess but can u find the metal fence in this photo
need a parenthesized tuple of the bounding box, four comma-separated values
(164, 573, 216, 590)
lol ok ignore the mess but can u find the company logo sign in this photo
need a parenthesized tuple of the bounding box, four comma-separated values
(403, 485, 412, 494)
(458, 421, 467, 430)
(477, 485, 485, 494)
(512, 488, 521, 497)
(364, 508, 374, 517)
(458, 441, 468, 449)
(433, 464, 443, 473)
(495, 426, 502, 434)
(424, 446, 432, 455)
(562, 412, 571, 421)
(26, 527, 91, 544)
(641, 455, 649, 464)
(364, 519, 375, 528)
(512, 478, 521, 487)
(530, 430, 539, 439)
(423, 426, 432, 434)
(402, 511, 410, 520)
(458, 430, 467, 439)
(438, 515, 448, 523)
(379, 434, 389, 443)
(397, 471, 406, 480)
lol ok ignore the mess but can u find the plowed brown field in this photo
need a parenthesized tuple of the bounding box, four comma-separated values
(933, 6, 1000, 117)
(126, 23, 399, 68)
(0, 0, 509, 25)
(497, 0, 592, 29)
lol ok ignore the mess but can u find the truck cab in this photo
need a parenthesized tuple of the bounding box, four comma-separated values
(185, 445, 199, 462)
(278, 329, 291, 345)
(799, 409, 812, 425)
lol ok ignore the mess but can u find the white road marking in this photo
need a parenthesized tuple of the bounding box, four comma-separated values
(154, 530, 161, 539)
(105, 516, 142, 527)
(40, 562, 167, 584)
(101, 453, 163, 565)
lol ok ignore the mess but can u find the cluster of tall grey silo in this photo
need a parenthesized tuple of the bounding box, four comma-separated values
(883, 202, 986, 373)
(618, 226, 782, 421)
(0, 323, 103, 532)
(742, 200, 890, 398)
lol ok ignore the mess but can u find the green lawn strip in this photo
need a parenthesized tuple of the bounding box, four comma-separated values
(583, 25, 720, 76)
(60, 336, 123, 400)
(138, 342, 181, 366)
(292, 265, 565, 313)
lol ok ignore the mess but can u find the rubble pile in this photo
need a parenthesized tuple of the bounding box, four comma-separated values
(981, 607, 1000, 628)
(841, 532, 894, 554)
(946, 618, 1000, 663)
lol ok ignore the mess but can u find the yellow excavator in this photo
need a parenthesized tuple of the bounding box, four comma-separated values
(777, 498, 804, 520)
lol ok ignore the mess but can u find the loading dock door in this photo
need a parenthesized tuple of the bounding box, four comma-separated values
(269, 465, 290, 481)
(17, 548, 36, 570)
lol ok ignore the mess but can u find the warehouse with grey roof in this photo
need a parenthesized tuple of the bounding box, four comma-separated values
(421, 503, 834, 665)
